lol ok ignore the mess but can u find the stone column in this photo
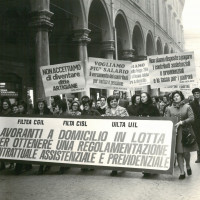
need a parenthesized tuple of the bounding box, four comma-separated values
(122, 49, 136, 61)
(101, 40, 115, 59)
(29, 0, 53, 103)
(101, 40, 115, 96)
(73, 29, 91, 97)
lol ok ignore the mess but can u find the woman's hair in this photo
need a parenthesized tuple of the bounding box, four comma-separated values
(71, 101, 80, 111)
(11, 103, 18, 110)
(82, 99, 93, 108)
(107, 95, 119, 108)
(140, 92, 152, 105)
(2, 98, 11, 108)
(151, 96, 159, 103)
(35, 99, 50, 114)
(171, 90, 185, 101)
(131, 94, 140, 105)
(18, 100, 27, 113)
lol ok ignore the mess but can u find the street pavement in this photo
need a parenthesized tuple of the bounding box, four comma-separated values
(0, 152, 200, 200)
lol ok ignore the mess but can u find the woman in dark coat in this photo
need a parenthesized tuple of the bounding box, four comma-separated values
(137, 92, 160, 177)
(0, 99, 12, 170)
(34, 99, 52, 174)
(81, 99, 101, 116)
(137, 92, 160, 117)
(166, 90, 198, 179)
(15, 100, 32, 174)
(127, 94, 140, 116)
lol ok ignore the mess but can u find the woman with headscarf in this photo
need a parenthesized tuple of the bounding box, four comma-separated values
(166, 90, 198, 179)
(137, 92, 160, 117)
(137, 92, 160, 177)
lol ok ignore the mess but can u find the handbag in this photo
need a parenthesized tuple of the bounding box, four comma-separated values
(181, 125, 196, 147)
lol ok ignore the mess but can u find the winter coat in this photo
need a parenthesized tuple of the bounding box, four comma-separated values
(166, 103, 198, 153)
(190, 99, 200, 144)
(137, 103, 160, 117)
(127, 104, 139, 116)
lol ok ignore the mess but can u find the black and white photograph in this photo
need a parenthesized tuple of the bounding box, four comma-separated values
(0, 0, 200, 199)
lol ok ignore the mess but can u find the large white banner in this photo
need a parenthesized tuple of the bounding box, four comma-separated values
(130, 60, 150, 87)
(87, 57, 132, 91)
(148, 52, 196, 89)
(0, 116, 175, 174)
(40, 61, 85, 96)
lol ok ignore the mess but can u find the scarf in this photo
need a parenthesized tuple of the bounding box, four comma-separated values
(173, 100, 185, 108)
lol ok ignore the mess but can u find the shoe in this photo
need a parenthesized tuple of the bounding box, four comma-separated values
(110, 170, 117, 176)
(142, 172, 151, 177)
(195, 160, 200, 163)
(187, 168, 192, 176)
(179, 172, 185, 179)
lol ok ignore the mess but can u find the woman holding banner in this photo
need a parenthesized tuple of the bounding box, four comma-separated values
(34, 99, 52, 175)
(14, 100, 32, 174)
(103, 95, 129, 176)
(0, 98, 12, 170)
(127, 94, 140, 116)
(103, 95, 129, 117)
(137, 92, 160, 177)
(166, 90, 198, 179)
(66, 101, 81, 116)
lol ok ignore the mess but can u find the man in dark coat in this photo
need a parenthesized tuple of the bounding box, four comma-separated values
(190, 88, 200, 163)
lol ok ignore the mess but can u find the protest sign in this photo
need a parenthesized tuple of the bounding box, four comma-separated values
(148, 52, 196, 89)
(87, 57, 132, 91)
(40, 61, 85, 96)
(130, 60, 150, 87)
(160, 82, 199, 98)
(0, 116, 175, 174)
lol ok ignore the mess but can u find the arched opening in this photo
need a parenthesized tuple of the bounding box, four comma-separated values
(115, 11, 131, 60)
(87, 0, 112, 58)
(156, 38, 163, 55)
(164, 43, 169, 54)
(88, 0, 112, 100)
(50, 0, 86, 64)
(0, 0, 31, 101)
(132, 23, 145, 60)
(146, 31, 155, 56)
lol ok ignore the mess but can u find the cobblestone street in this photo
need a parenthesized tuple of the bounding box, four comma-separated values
(0, 152, 200, 200)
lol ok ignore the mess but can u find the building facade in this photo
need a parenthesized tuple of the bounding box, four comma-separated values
(0, 0, 185, 104)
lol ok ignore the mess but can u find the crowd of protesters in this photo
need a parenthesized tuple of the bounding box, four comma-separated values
(0, 88, 200, 180)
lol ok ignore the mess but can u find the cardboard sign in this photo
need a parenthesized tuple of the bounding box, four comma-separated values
(87, 57, 132, 91)
(40, 61, 85, 96)
(130, 60, 150, 87)
(0, 116, 175, 174)
(148, 52, 196, 89)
